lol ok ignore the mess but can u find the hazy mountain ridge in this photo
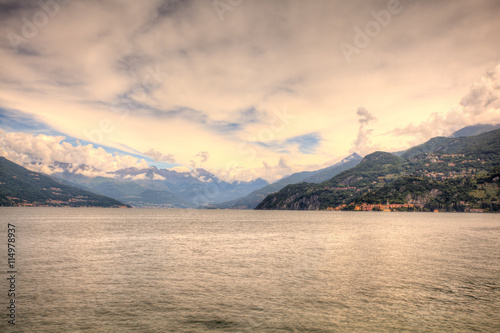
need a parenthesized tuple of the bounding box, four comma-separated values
(400, 128, 500, 160)
(214, 153, 363, 209)
(451, 124, 500, 138)
(53, 165, 268, 208)
(0, 157, 128, 207)
(256, 129, 500, 211)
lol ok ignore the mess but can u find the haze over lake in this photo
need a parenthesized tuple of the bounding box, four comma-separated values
(1, 208, 499, 332)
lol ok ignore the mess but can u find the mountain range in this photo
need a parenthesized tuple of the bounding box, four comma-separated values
(451, 123, 500, 138)
(256, 129, 500, 212)
(1, 125, 499, 210)
(53, 166, 268, 208)
(0, 157, 128, 207)
(214, 153, 363, 209)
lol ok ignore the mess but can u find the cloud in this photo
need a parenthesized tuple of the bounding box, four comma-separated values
(190, 151, 210, 174)
(350, 107, 378, 155)
(144, 148, 175, 162)
(216, 156, 296, 183)
(131, 174, 148, 180)
(388, 65, 500, 144)
(129, 172, 166, 181)
(357, 107, 377, 125)
(152, 173, 166, 180)
(460, 65, 500, 114)
(0, 131, 148, 176)
(196, 151, 209, 163)
(171, 165, 190, 173)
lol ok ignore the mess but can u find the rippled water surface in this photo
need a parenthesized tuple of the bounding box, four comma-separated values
(1, 208, 499, 332)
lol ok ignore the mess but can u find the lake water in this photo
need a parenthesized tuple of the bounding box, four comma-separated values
(0, 208, 499, 332)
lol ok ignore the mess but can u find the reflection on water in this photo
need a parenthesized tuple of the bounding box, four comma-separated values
(1, 208, 499, 332)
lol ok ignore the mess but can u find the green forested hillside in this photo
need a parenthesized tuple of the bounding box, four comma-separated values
(256, 129, 500, 211)
(401, 129, 500, 160)
(351, 169, 499, 212)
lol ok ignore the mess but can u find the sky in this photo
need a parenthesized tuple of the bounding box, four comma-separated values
(0, 0, 499, 182)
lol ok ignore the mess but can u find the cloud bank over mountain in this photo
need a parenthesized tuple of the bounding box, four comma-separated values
(389, 65, 500, 145)
(0, 130, 148, 176)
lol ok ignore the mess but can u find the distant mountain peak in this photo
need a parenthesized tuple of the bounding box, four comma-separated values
(189, 168, 219, 182)
(451, 123, 500, 138)
(342, 152, 363, 163)
(49, 161, 101, 174)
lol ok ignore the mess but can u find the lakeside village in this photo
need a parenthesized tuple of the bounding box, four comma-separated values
(4, 186, 104, 207)
(326, 203, 486, 213)
(4, 199, 129, 208)
(323, 154, 493, 213)
(413, 154, 485, 179)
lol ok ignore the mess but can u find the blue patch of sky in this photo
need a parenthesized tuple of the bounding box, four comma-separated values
(66, 138, 177, 169)
(0, 107, 63, 136)
(238, 107, 262, 124)
(211, 121, 241, 133)
(250, 132, 321, 154)
(147, 160, 177, 169)
(285, 132, 321, 154)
